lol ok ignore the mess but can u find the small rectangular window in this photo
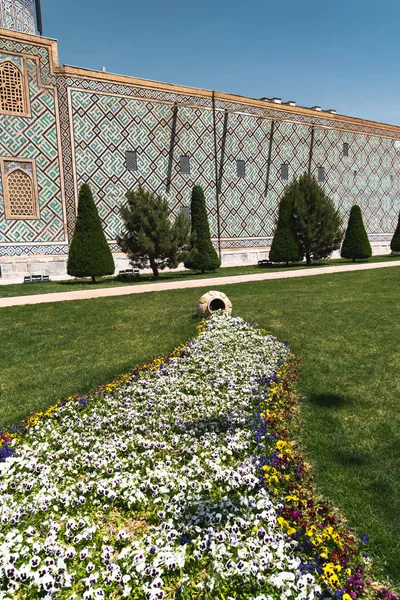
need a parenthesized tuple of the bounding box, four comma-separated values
(343, 142, 349, 157)
(280, 163, 289, 181)
(236, 159, 246, 179)
(180, 155, 191, 175)
(125, 150, 137, 171)
(318, 166, 325, 182)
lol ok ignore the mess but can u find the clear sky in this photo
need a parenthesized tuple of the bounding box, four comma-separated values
(42, 0, 400, 125)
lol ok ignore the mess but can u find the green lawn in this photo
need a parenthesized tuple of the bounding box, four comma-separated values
(0, 253, 399, 298)
(1, 267, 399, 586)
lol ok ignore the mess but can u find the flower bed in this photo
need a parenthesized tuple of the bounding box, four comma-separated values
(0, 313, 397, 599)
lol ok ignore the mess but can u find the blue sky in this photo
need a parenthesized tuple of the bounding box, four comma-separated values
(42, 0, 400, 125)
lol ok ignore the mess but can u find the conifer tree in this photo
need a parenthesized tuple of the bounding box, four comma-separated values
(269, 195, 303, 265)
(117, 185, 189, 278)
(341, 205, 372, 261)
(184, 185, 220, 272)
(288, 173, 343, 264)
(67, 183, 115, 282)
(390, 212, 400, 253)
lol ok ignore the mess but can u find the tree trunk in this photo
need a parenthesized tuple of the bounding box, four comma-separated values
(91, 275, 96, 283)
(306, 251, 311, 265)
(353, 258, 355, 262)
(150, 259, 159, 278)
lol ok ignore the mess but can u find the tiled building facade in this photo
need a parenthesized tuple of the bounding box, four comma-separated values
(1, 5, 400, 279)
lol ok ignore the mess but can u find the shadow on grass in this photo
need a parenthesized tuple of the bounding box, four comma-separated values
(307, 392, 354, 409)
(335, 448, 371, 467)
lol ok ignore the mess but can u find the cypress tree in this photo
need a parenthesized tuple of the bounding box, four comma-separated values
(184, 185, 220, 272)
(390, 212, 400, 253)
(269, 195, 303, 265)
(341, 205, 372, 261)
(67, 183, 115, 282)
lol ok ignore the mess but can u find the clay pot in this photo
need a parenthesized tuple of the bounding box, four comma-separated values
(197, 290, 232, 318)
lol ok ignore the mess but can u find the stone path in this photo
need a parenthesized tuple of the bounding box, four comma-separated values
(0, 260, 399, 308)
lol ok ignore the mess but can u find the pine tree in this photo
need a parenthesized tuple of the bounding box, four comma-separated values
(184, 185, 220, 272)
(390, 212, 400, 253)
(341, 205, 372, 261)
(117, 185, 189, 278)
(269, 195, 303, 265)
(67, 183, 115, 282)
(289, 173, 343, 264)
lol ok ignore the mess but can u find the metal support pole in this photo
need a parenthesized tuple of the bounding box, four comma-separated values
(217, 110, 228, 193)
(308, 126, 315, 175)
(166, 103, 178, 194)
(35, 0, 43, 35)
(264, 120, 275, 196)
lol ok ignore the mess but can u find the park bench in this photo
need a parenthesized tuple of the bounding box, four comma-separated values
(118, 268, 140, 280)
(257, 259, 273, 267)
(24, 274, 50, 284)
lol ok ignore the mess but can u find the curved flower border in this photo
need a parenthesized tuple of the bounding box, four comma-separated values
(0, 314, 398, 600)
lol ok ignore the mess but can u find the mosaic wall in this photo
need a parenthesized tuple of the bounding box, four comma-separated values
(67, 90, 222, 243)
(0, 0, 35, 34)
(1, 30, 400, 263)
(68, 81, 400, 247)
(0, 38, 66, 257)
(312, 128, 400, 233)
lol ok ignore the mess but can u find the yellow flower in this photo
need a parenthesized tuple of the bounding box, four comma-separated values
(284, 495, 299, 502)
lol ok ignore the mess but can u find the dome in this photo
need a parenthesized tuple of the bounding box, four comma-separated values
(0, 0, 36, 34)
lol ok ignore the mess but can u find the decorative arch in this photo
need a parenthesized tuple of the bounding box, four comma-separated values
(1, 159, 39, 219)
(0, 61, 25, 115)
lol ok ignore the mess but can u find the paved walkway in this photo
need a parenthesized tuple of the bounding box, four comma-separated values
(1, 260, 399, 308)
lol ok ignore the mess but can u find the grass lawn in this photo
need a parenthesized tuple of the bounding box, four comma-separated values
(1, 267, 399, 586)
(0, 253, 399, 298)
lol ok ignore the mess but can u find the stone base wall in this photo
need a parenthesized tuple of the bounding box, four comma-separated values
(0, 243, 393, 283)
(0, 254, 133, 282)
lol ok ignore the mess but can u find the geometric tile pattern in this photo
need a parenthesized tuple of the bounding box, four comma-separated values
(0, 37, 56, 86)
(69, 90, 221, 240)
(0, 0, 35, 34)
(312, 128, 400, 233)
(0, 45, 65, 248)
(2, 31, 400, 261)
(220, 238, 272, 249)
(67, 80, 400, 247)
(56, 75, 76, 241)
(0, 243, 68, 256)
